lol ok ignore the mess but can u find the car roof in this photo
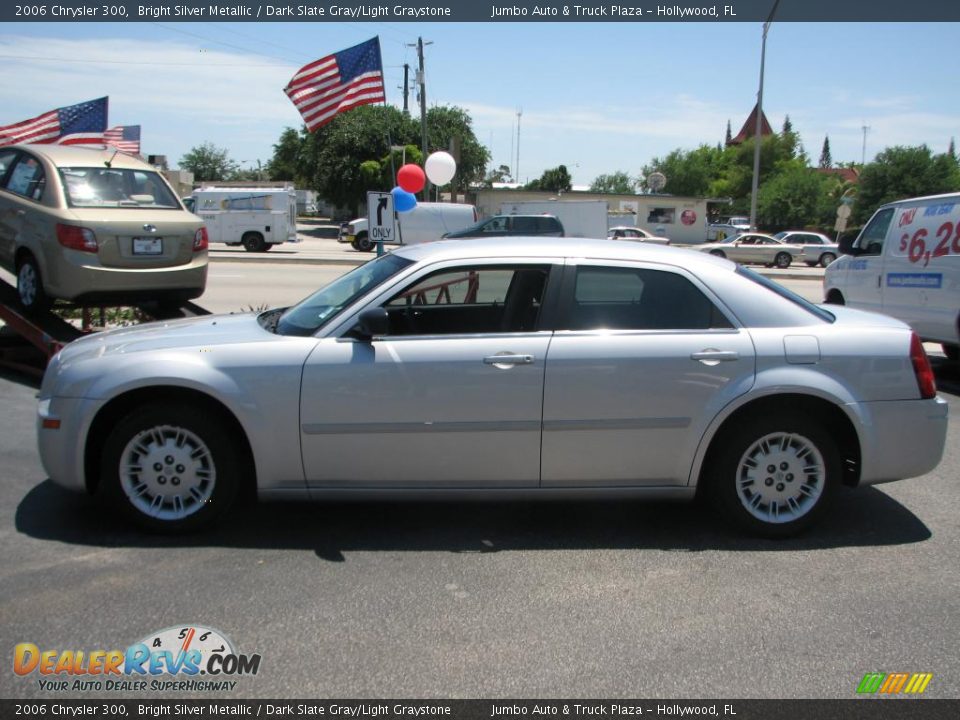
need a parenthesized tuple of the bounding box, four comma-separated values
(11, 143, 154, 170)
(392, 236, 734, 270)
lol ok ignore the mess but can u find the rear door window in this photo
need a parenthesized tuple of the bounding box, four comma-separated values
(5, 154, 45, 201)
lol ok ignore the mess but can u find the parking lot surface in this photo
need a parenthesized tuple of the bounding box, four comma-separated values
(1, 357, 959, 698)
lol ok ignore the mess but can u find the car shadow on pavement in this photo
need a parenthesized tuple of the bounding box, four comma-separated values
(16, 480, 931, 561)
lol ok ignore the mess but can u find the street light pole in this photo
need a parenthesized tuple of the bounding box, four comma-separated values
(749, 0, 781, 232)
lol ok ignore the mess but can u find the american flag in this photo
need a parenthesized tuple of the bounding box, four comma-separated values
(104, 125, 142, 154)
(0, 97, 108, 148)
(284, 37, 385, 132)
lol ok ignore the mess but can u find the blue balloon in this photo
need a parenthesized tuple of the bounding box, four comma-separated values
(391, 186, 417, 213)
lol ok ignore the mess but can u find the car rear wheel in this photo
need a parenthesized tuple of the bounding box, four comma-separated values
(241, 232, 267, 252)
(707, 412, 838, 537)
(819, 252, 837, 267)
(16, 254, 51, 314)
(709, 250, 726, 258)
(100, 403, 239, 533)
(774, 252, 792, 269)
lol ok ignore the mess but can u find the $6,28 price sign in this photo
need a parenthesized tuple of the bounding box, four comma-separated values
(899, 220, 960, 267)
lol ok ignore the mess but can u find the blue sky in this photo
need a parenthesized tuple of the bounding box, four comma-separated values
(2, 21, 957, 187)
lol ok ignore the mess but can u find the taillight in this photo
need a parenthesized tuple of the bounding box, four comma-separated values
(910, 333, 936, 399)
(56, 224, 97, 253)
(193, 226, 209, 251)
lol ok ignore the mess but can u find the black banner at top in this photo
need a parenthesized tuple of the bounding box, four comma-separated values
(2, 0, 960, 23)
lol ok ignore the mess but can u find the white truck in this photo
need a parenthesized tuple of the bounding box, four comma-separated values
(338, 202, 478, 252)
(185, 187, 298, 252)
(498, 200, 608, 238)
(824, 192, 960, 361)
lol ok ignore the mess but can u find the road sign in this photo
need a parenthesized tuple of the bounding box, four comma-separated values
(367, 191, 396, 245)
(834, 216, 848, 232)
(837, 204, 852, 220)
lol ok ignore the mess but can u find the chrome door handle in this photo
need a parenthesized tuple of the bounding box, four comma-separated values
(483, 354, 534, 366)
(691, 349, 740, 365)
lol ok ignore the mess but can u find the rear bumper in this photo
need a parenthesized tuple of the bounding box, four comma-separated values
(47, 259, 207, 302)
(856, 396, 949, 485)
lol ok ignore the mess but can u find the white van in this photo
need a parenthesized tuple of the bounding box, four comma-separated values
(338, 202, 478, 252)
(187, 187, 298, 252)
(824, 192, 960, 359)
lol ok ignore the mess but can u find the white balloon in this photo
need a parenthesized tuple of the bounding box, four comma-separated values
(425, 151, 457, 185)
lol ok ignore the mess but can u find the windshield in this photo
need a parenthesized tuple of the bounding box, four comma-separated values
(275, 253, 414, 336)
(59, 167, 181, 209)
(773, 231, 787, 240)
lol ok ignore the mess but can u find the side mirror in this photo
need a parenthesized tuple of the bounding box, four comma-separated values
(353, 307, 389, 341)
(838, 235, 858, 256)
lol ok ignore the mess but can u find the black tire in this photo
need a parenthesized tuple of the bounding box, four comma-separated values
(705, 411, 839, 538)
(350, 239, 361, 251)
(241, 232, 267, 252)
(943, 343, 959, 362)
(819, 253, 837, 268)
(16, 253, 51, 314)
(774, 252, 792, 269)
(355, 232, 373, 252)
(709, 249, 726, 258)
(99, 403, 240, 533)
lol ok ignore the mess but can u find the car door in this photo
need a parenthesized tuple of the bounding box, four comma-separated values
(541, 261, 755, 487)
(0, 148, 21, 270)
(299, 260, 558, 488)
(727, 235, 755, 264)
(837, 207, 896, 313)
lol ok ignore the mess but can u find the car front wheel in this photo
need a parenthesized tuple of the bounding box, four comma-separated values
(774, 252, 792, 269)
(355, 232, 373, 252)
(707, 412, 838, 537)
(100, 403, 239, 533)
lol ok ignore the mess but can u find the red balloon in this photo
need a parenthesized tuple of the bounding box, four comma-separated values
(397, 163, 426, 194)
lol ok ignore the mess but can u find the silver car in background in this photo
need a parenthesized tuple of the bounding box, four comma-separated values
(695, 232, 799, 268)
(36, 238, 947, 537)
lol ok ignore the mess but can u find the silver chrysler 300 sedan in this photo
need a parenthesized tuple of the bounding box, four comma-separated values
(37, 238, 948, 536)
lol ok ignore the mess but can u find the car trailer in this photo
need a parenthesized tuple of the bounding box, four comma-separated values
(0, 279, 210, 379)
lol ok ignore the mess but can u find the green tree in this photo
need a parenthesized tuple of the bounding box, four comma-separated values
(819, 135, 832, 169)
(425, 105, 491, 195)
(590, 171, 636, 194)
(757, 162, 831, 230)
(484, 164, 513, 185)
(526, 165, 572, 192)
(266, 128, 303, 182)
(179, 142, 238, 182)
(782, 115, 793, 134)
(854, 145, 960, 223)
(724, 120, 732, 145)
(643, 144, 725, 198)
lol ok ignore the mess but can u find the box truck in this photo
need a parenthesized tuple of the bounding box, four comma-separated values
(186, 187, 298, 252)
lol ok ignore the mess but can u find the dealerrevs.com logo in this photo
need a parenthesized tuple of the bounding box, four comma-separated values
(14, 625, 261, 693)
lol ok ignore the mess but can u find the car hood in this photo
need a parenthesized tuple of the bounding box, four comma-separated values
(57, 313, 276, 364)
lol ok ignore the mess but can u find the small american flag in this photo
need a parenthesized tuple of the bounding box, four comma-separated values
(104, 125, 141, 154)
(284, 37, 385, 132)
(0, 97, 108, 148)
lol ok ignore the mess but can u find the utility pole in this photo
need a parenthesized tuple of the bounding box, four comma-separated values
(400, 64, 410, 114)
(748, 0, 781, 233)
(408, 37, 432, 197)
(516, 108, 523, 185)
(861, 124, 870, 166)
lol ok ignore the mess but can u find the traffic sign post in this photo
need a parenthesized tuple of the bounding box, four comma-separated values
(367, 191, 396, 256)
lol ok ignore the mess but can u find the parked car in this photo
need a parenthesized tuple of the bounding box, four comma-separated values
(37, 238, 946, 537)
(608, 226, 670, 245)
(0, 144, 207, 312)
(695, 232, 797, 268)
(443, 214, 564, 238)
(773, 231, 838, 267)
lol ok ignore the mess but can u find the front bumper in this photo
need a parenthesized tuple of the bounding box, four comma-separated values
(37, 395, 101, 493)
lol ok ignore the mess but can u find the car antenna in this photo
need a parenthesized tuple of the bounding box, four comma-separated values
(104, 148, 119, 168)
